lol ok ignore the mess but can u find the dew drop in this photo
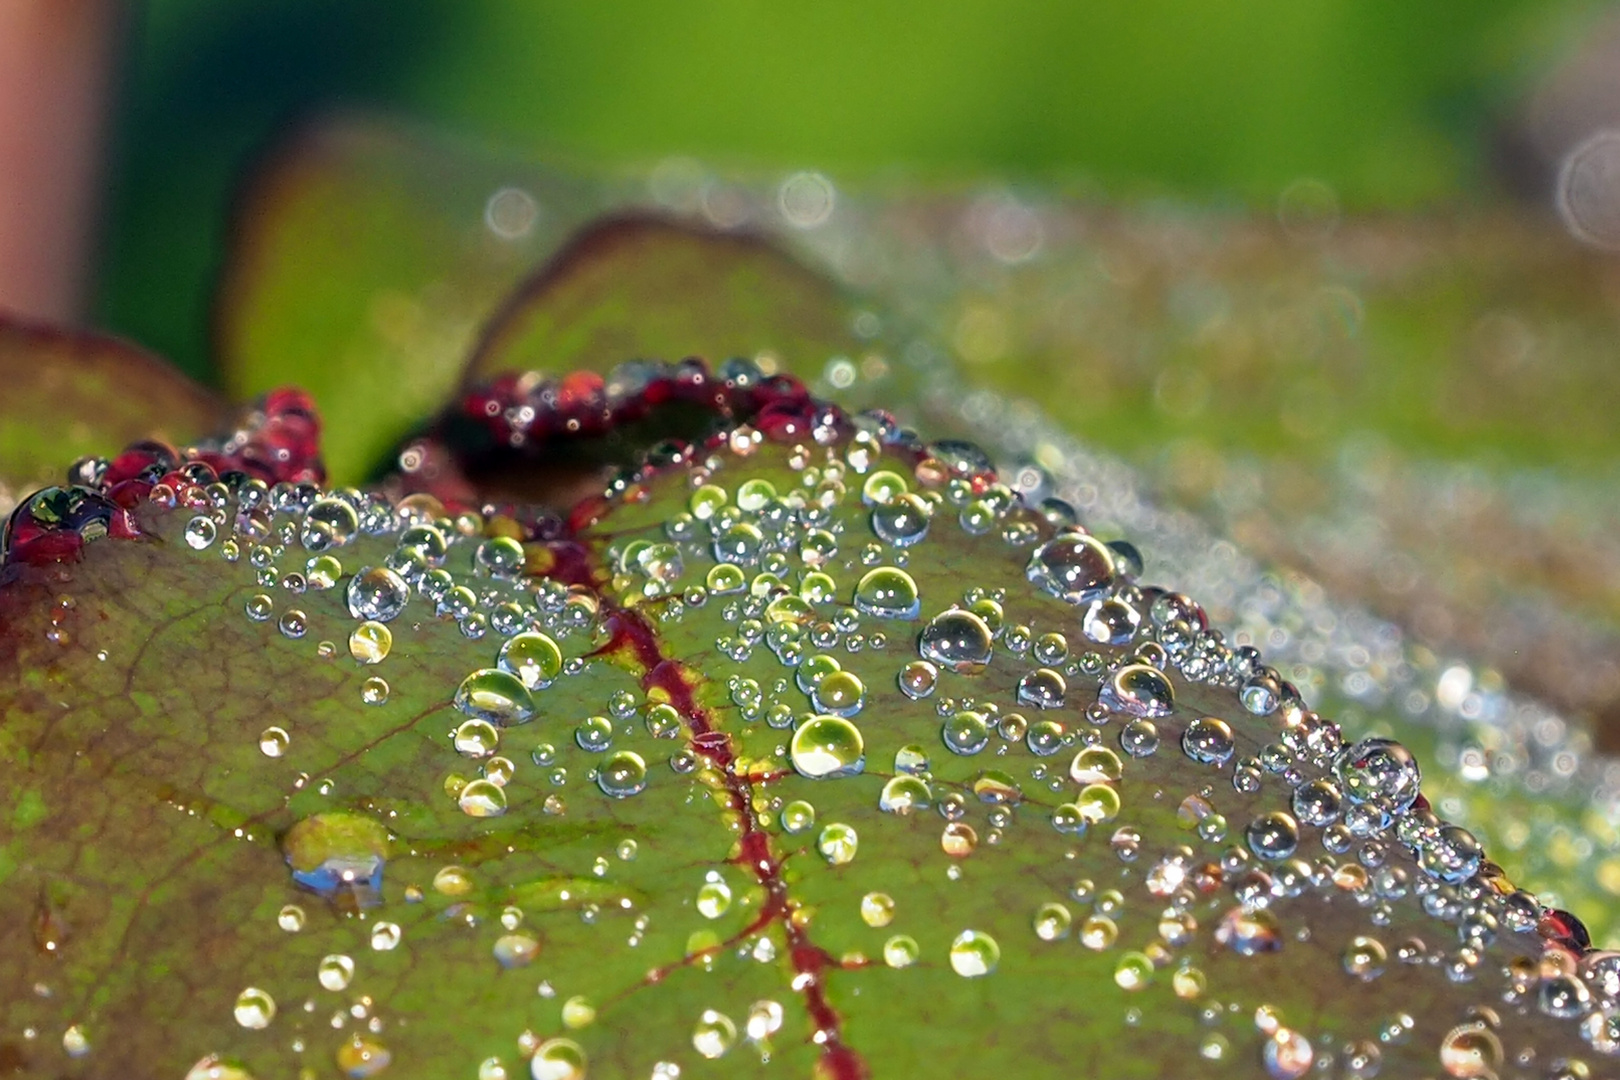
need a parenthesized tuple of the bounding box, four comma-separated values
(918, 609, 994, 674)
(861, 892, 895, 927)
(184, 516, 217, 550)
(949, 930, 999, 977)
(454, 719, 500, 758)
(1263, 1028, 1313, 1079)
(346, 566, 410, 623)
(853, 567, 920, 619)
(1017, 667, 1067, 710)
(897, 660, 938, 700)
(1113, 951, 1154, 991)
(277, 904, 305, 932)
(258, 726, 290, 758)
(1119, 718, 1159, 757)
(1333, 737, 1421, 813)
(1026, 533, 1115, 603)
(692, 1010, 737, 1059)
(454, 669, 536, 726)
(317, 954, 355, 991)
(1246, 811, 1300, 861)
(781, 800, 816, 834)
(1070, 746, 1123, 784)
(1033, 902, 1072, 941)
(348, 621, 391, 664)
(459, 778, 508, 817)
(941, 710, 991, 755)
(696, 877, 733, 919)
(817, 822, 858, 865)
(1182, 717, 1235, 766)
(790, 715, 866, 779)
(812, 671, 866, 717)
(1081, 597, 1139, 645)
(359, 676, 390, 705)
(498, 632, 563, 690)
(1099, 664, 1174, 718)
(370, 921, 401, 951)
(1074, 783, 1121, 825)
(1343, 935, 1387, 980)
(596, 751, 648, 798)
(494, 933, 540, 969)
(883, 934, 920, 968)
(233, 987, 276, 1030)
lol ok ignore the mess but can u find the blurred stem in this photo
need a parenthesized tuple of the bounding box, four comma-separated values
(0, 0, 121, 323)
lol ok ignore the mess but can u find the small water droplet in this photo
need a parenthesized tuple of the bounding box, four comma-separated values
(949, 930, 999, 977)
(258, 726, 290, 758)
(530, 1038, 586, 1080)
(1182, 716, 1235, 766)
(692, 1010, 737, 1059)
(596, 751, 648, 798)
(919, 609, 994, 673)
(233, 987, 276, 1029)
(853, 567, 920, 619)
(817, 822, 858, 865)
(498, 631, 562, 689)
(454, 669, 536, 726)
(459, 778, 508, 817)
(348, 621, 391, 664)
(346, 566, 410, 623)
(790, 715, 865, 778)
(360, 676, 390, 705)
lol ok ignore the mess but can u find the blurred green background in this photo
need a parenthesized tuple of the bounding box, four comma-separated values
(98, 0, 1599, 381)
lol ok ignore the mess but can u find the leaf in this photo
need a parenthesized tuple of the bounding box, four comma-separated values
(0, 316, 226, 509)
(463, 215, 864, 385)
(1, 371, 1610, 1079)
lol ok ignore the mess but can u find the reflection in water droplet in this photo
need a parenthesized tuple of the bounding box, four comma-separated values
(459, 778, 508, 817)
(1099, 664, 1174, 718)
(781, 800, 816, 833)
(494, 933, 540, 969)
(692, 1009, 737, 1059)
(812, 671, 866, 718)
(1113, 951, 1153, 990)
(233, 987, 276, 1030)
(949, 930, 1000, 977)
(360, 677, 389, 705)
(918, 609, 994, 674)
(1027, 534, 1115, 603)
(879, 775, 932, 815)
(897, 660, 938, 700)
(861, 892, 895, 927)
(1182, 717, 1235, 766)
(1245, 811, 1300, 861)
(854, 567, 921, 619)
(1333, 737, 1420, 813)
(1438, 1023, 1502, 1078)
(818, 823, 858, 865)
(1263, 1028, 1313, 1079)
(318, 954, 355, 991)
(454, 669, 536, 726)
(454, 719, 500, 758)
(1070, 747, 1123, 784)
(790, 715, 865, 778)
(1017, 667, 1066, 709)
(346, 566, 410, 623)
(697, 877, 733, 919)
(1343, 935, 1387, 980)
(277, 904, 305, 932)
(185, 1055, 256, 1080)
(258, 726, 290, 758)
(1081, 598, 1139, 645)
(870, 493, 931, 547)
(1033, 902, 1072, 941)
(499, 632, 563, 690)
(1075, 784, 1121, 825)
(1119, 718, 1159, 757)
(370, 921, 401, 951)
(529, 1038, 586, 1080)
(941, 821, 978, 857)
(348, 621, 391, 664)
(942, 710, 991, 755)
(596, 751, 648, 798)
(884, 935, 920, 968)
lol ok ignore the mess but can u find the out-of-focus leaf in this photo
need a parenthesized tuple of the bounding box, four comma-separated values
(0, 317, 226, 509)
(463, 215, 863, 383)
(0, 381, 1608, 1078)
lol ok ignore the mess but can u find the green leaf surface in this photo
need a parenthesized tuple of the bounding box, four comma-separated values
(1, 423, 1607, 1079)
(0, 317, 226, 508)
(463, 215, 863, 385)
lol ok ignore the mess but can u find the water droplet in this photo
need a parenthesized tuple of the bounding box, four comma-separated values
(853, 567, 920, 619)
(897, 660, 938, 699)
(346, 566, 410, 623)
(282, 812, 388, 902)
(812, 671, 866, 717)
(575, 715, 614, 752)
(894, 744, 930, 774)
(781, 800, 816, 833)
(318, 953, 355, 991)
(876, 776, 931, 816)
(861, 892, 895, 927)
(1074, 784, 1121, 825)
(493, 933, 540, 969)
(1263, 1028, 1313, 1079)
(696, 877, 733, 919)
(596, 751, 648, 798)
(360, 676, 390, 705)
(1033, 902, 1072, 941)
(258, 726, 290, 758)
(949, 930, 999, 977)
(1417, 824, 1483, 884)
(498, 632, 562, 690)
(523, 1039, 586, 1080)
(1079, 915, 1118, 950)
(1119, 718, 1159, 757)
(941, 710, 991, 755)
(349, 621, 391, 664)
(692, 1010, 737, 1059)
(706, 563, 745, 593)
(233, 987, 276, 1029)
(1113, 951, 1153, 990)
(454, 669, 536, 726)
(1216, 906, 1281, 955)
(244, 593, 274, 622)
(1099, 664, 1174, 718)
(941, 821, 978, 857)
(459, 778, 508, 817)
(1437, 1023, 1502, 1079)
(454, 718, 500, 758)
(790, 715, 865, 778)
(1343, 935, 1387, 980)
(1017, 667, 1066, 709)
(818, 822, 858, 865)
(883, 934, 920, 968)
(277, 904, 305, 932)
(1027, 534, 1115, 603)
(918, 609, 994, 674)
(370, 921, 402, 951)
(1070, 746, 1123, 784)
(1334, 737, 1420, 814)
(474, 536, 526, 577)
(1246, 811, 1300, 861)
(184, 516, 217, 550)
(1182, 717, 1235, 766)
(433, 865, 474, 895)
(861, 469, 909, 505)
(1081, 598, 1139, 645)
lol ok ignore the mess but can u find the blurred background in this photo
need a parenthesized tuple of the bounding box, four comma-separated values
(6, 0, 1620, 940)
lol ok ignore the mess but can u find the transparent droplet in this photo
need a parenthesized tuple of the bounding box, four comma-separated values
(1334, 737, 1421, 814)
(317, 953, 355, 991)
(919, 609, 994, 674)
(781, 800, 816, 834)
(853, 567, 920, 619)
(1074, 783, 1121, 825)
(941, 710, 991, 755)
(454, 668, 536, 726)
(454, 718, 500, 758)
(1113, 951, 1154, 991)
(1070, 746, 1123, 784)
(528, 1037, 586, 1080)
(1343, 935, 1387, 980)
(879, 775, 932, 815)
(596, 751, 648, 798)
(346, 566, 410, 623)
(1182, 716, 1235, 766)
(348, 621, 391, 664)
(812, 670, 866, 717)
(1026, 533, 1115, 603)
(1033, 902, 1072, 941)
(359, 676, 390, 705)
(459, 778, 508, 817)
(692, 1009, 737, 1059)
(258, 726, 290, 758)
(949, 930, 999, 977)
(817, 822, 858, 865)
(184, 515, 217, 550)
(1099, 664, 1174, 718)
(1246, 811, 1300, 861)
(790, 715, 865, 778)
(233, 987, 276, 1030)
(897, 660, 938, 700)
(861, 892, 895, 927)
(370, 921, 402, 951)
(277, 904, 305, 932)
(498, 631, 562, 690)
(1119, 718, 1159, 757)
(1017, 667, 1066, 710)
(1263, 1028, 1313, 1080)
(1081, 598, 1139, 645)
(883, 934, 920, 968)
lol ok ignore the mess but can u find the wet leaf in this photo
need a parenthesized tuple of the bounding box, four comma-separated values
(0, 316, 226, 509)
(1, 373, 1610, 1078)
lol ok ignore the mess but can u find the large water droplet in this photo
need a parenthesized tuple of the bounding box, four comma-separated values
(498, 632, 562, 689)
(454, 719, 500, 758)
(1082, 597, 1139, 645)
(282, 812, 389, 903)
(1070, 746, 1123, 784)
(1026, 534, 1115, 603)
(692, 1010, 737, 1059)
(302, 497, 358, 552)
(530, 1038, 586, 1080)
(459, 779, 508, 817)
(346, 566, 410, 623)
(1181, 716, 1234, 766)
(791, 715, 865, 778)
(1099, 664, 1174, 718)
(918, 609, 994, 673)
(941, 710, 991, 755)
(348, 621, 391, 664)
(949, 930, 1000, 977)
(233, 987, 276, 1030)
(596, 751, 648, 798)
(870, 492, 932, 547)
(1017, 667, 1066, 709)
(818, 822, 858, 864)
(812, 670, 866, 717)
(1333, 737, 1421, 814)
(853, 567, 921, 619)
(1245, 811, 1300, 861)
(454, 669, 536, 726)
